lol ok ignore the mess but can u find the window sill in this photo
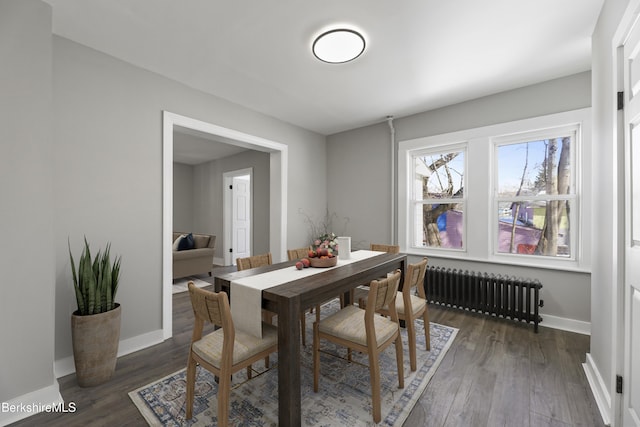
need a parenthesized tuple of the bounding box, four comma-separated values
(403, 248, 591, 274)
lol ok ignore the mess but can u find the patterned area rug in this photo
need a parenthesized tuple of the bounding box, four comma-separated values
(129, 300, 458, 426)
(172, 277, 211, 294)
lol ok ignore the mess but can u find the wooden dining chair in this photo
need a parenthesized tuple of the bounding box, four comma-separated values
(286, 246, 311, 261)
(236, 252, 272, 270)
(377, 257, 430, 371)
(313, 270, 404, 423)
(370, 243, 400, 254)
(185, 282, 278, 427)
(355, 243, 401, 307)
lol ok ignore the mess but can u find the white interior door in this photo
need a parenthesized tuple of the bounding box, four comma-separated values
(223, 168, 253, 266)
(623, 16, 640, 427)
(232, 174, 251, 263)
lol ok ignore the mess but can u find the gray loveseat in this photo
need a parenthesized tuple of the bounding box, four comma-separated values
(173, 232, 216, 280)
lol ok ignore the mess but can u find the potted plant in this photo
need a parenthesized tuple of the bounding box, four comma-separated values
(69, 238, 122, 387)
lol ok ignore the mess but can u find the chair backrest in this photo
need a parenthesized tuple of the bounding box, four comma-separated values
(188, 282, 235, 369)
(188, 282, 230, 328)
(405, 257, 428, 298)
(370, 243, 400, 254)
(236, 253, 273, 271)
(287, 247, 310, 261)
(364, 270, 402, 345)
(367, 269, 402, 314)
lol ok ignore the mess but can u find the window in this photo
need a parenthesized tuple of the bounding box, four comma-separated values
(410, 146, 466, 251)
(494, 125, 577, 259)
(397, 108, 590, 270)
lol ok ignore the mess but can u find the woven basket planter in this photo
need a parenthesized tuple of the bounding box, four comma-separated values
(71, 304, 121, 387)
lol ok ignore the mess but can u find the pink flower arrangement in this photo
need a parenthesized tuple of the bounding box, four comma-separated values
(313, 232, 338, 255)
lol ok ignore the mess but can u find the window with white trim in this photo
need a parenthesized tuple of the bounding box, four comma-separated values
(410, 146, 466, 250)
(398, 108, 590, 270)
(493, 125, 577, 259)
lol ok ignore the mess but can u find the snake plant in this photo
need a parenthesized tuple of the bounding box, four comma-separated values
(69, 238, 121, 315)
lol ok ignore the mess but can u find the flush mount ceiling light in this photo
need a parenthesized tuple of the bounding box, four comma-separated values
(312, 28, 366, 64)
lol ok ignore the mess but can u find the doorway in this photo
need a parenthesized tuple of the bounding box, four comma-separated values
(224, 169, 253, 265)
(162, 111, 288, 340)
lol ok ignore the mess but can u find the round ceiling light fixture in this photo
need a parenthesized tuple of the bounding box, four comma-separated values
(312, 28, 366, 64)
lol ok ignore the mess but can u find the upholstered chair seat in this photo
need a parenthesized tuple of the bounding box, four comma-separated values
(192, 324, 278, 368)
(317, 305, 399, 347)
(393, 291, 426, 316)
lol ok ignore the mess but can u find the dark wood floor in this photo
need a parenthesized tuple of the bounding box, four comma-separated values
(11, 272, 605, 427)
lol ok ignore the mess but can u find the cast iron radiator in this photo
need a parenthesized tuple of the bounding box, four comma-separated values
(424, 266, 543, 332)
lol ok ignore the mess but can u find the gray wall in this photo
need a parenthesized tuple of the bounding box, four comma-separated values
(173, 162, 194, 232)
(0, 0, 56, 405)
(327, 72, 593, 324)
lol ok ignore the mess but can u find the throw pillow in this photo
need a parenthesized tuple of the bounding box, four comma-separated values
(172, 234, 186, 251)
(178, 233, 195, 251)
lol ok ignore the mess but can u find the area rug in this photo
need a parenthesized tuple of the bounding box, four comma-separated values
(129, 300, 458, 426)
(172, 277, 212, 294)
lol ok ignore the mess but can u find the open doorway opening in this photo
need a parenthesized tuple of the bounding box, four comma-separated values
(162, 111, 288, 340)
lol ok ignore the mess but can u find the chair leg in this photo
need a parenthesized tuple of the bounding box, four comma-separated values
(406, 317, 417, 371)
(423, 307, 431, 351)
(217, 373, 232, 427)
(301, 312, 306, 346)
(394, 333, 405, 390)
(368, 352, 382, 423)
(313, 323, 320, 392)
(186, 354, 197, 419)
(246, 365, 252, 379)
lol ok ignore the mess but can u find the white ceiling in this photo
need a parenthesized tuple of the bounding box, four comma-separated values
(43, 0, 604, 136)
(173, 126, 249, 165)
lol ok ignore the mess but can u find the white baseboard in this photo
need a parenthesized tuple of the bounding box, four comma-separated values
(54, 329, 165, 379)
(0, 380, 63, 427)
(213, 257, 225, 266)
(583, 353, 612, 426)
(539, 313, 591, 335)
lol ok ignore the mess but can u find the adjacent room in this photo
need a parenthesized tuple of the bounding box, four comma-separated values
(2, 0, 637, 426)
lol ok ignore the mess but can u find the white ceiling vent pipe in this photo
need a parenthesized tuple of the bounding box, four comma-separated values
(387, 116, 396, 245)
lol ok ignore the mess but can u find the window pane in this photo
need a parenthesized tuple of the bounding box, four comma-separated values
(497, 138, 571, 197)
(497, 200, 571, 257)
(413, 151, 464, 200)
(413, 203, 464, 249)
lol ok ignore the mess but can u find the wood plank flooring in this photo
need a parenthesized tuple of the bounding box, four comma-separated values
(10, 272, 605, 427)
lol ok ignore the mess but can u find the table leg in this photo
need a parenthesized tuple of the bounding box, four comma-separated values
(277, 295, 301, 426)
